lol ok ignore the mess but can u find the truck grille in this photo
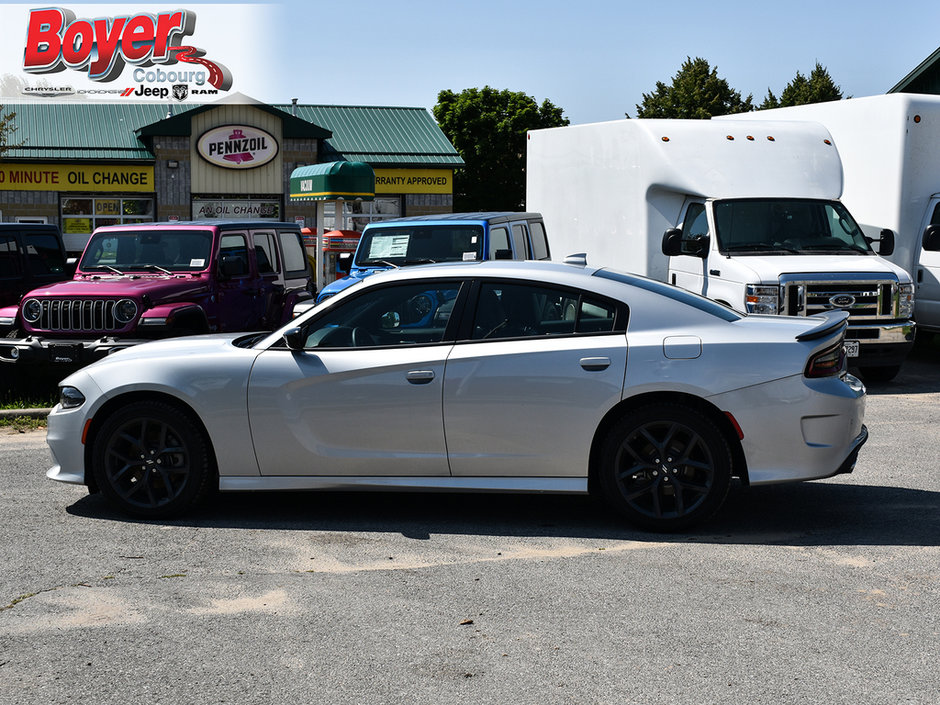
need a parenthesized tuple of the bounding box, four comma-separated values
(781, 276, 901, 322)
(29, 299, 120, 332)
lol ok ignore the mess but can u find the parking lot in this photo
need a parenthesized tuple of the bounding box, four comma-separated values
(1, 338, 938, 705)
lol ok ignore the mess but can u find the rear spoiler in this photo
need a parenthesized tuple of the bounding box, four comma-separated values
(796, 310, 849, 342)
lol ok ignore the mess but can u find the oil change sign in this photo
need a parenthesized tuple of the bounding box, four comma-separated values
(0, 163, 154, 192)
(196, 125, 278, 169)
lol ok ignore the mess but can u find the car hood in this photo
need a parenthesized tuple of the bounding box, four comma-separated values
(727, 254, 912, 283)
(88, 333, 258, 368)
(24, 273, 210, 299)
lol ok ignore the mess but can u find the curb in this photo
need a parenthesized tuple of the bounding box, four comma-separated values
(0, 408, 51, 419)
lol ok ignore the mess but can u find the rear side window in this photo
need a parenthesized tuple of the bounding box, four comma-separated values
(278, 229, 308, 275)
(529, 221, 550, 260)
(253, 231, 279, 274)
(511, 225, 531, 259)
(470, 281, 624, 340)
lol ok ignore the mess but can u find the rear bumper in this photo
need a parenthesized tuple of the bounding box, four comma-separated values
(0, 336, 148, 365)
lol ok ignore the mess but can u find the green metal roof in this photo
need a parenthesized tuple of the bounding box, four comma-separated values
(889, 45, 940, 94)
(0, 100, 462, 168)
(289, 161, 375, 201)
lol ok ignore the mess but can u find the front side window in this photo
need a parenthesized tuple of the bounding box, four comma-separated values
(301, 281, 463, 348)
(488, 226, 511, 258)
(219, 234, 250, 277)
(471, 282, 621, 340)
(0, 235, 20, 278)
(24, 233, 66, 275)
(713, 199, 871, 254)
(356, 225, 484, 267)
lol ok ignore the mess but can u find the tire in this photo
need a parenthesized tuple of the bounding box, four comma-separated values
(92, 400, 213, 518)
(858, 365, 901, 383)
(598, 403, 732, 531)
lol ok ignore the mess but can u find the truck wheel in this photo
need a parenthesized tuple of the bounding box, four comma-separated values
(598, 404, 732, 531)
(92, 400, 213, 518)
(859, 365, 901, 383)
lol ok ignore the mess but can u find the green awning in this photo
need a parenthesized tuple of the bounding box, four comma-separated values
(289, 161, 375, 201)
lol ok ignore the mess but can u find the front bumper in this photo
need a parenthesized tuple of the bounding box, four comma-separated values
(846, 320, 915, 368)
(0, 336, 149, 365)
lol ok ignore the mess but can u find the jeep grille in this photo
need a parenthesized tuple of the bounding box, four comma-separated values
(28, 299, 120, 332)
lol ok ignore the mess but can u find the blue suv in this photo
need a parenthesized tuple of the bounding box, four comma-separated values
(316, 212, 549, 302)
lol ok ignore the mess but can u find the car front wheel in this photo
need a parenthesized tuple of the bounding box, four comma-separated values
(92, 400, 213, 518)
(599, 404, 732, 531)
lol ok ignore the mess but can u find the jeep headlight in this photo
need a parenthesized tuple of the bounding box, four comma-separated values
(745, 285, 780, 314)
(113, 298, 138, 324)
(898, 283, 914, 318)
(22, 298, 43, 323)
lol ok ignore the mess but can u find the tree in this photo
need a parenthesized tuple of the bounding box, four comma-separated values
(0, 105, 22, 159)
(760, 62, 843, 109)
(434, 87, 568, 211)
(634, 57, 753, 119)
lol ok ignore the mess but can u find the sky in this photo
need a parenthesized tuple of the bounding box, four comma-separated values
(2, 0, 940, 125)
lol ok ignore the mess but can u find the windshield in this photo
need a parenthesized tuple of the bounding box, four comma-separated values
(355, 225, 484, 267)
(78, 229, 213, 273)
(713, 199, 872, 255)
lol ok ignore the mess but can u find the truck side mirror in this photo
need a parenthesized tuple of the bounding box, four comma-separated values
(662, 228, 683, 256)
(923, 224, 940, 252)
(336, 252, 352, 275)
(494, 248, 513, 260)
(878, 228, 895, 256)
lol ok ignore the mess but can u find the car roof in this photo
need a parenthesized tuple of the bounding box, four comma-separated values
(366, 212, 543, 227)
(91, 221, 301, 232)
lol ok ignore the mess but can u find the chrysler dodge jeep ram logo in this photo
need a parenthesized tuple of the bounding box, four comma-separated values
(829, 294, 856, 308)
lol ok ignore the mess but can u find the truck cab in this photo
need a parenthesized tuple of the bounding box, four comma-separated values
(316, 212, 549, 303)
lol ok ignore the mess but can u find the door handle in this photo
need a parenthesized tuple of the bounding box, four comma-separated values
(406, 370, 436, 384)
(580, 357, 611, 371)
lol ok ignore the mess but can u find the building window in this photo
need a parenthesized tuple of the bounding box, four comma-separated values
(60, 196, 154, 236)
(324, 197, 401, 231)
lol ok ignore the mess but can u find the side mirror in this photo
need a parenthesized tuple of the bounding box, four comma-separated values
(662, 228, 683, 256)
(494, 248, 513, 260)
(219, 255, 243, 280)
(879, 228, 895, 256)
(923, 224, 940, 252)
(336, 252, 352, 275)
(282, 326, 305, 351)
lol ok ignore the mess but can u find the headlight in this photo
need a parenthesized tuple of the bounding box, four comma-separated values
(898, 283, 914, 318)
(22, 298, 43, 323)
(745, 285, 780, 314)
(58, 386, 86, 409)
(113, 299, 138, 324)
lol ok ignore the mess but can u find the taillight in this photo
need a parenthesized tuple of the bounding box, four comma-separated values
(805, 341, 846, 378)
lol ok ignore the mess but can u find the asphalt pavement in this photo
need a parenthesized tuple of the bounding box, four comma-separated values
(1, 338, 938, 705)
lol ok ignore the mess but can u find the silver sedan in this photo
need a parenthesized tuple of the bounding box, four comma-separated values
(46, 260, 867, 531)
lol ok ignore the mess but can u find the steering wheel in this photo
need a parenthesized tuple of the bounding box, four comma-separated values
(351, 327, 375, 347)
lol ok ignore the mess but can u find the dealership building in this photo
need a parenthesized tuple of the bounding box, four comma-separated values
(0, 94, 463, 252)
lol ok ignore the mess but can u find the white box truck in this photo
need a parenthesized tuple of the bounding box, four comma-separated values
(726, 94, 940, 335)
(526, 118, 915, 380)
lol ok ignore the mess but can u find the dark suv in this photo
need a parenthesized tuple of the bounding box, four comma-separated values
(0, 223, 69, 309)
(0, 221, 312, 365)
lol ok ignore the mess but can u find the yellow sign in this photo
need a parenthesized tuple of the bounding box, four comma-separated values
(63, 218, 92, 233)
(0, 163, 154, 192)
(374, 169, 452, 195)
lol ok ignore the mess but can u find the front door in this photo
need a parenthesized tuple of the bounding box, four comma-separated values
(916, 197, 940, 328)
(668, 201, 709, 296)
(247, 280, 464, 476)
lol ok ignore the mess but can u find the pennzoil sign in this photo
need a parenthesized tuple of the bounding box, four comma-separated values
(196, 125, 278, 170)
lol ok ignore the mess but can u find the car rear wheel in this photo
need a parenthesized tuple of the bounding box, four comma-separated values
(599, 404, 732, 531)
(92, 400, 213, 518)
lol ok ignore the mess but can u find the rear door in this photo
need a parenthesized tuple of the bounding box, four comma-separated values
(443, 280, 627, 478)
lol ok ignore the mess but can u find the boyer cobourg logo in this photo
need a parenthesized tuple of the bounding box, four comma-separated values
(21, 7, 233, 97)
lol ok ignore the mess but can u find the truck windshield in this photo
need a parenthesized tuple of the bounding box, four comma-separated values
(355, 225, 485, 267)
(78, 230, 213, 273)
(713, 199, 872, 255)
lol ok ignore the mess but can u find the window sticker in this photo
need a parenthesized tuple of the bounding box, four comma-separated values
(462, 252, 476, 261)
(471, 236, 478, 244)
(369, 234, 410, 258)
(190, 258, 206, 267)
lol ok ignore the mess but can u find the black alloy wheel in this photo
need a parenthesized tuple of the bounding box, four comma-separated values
(599, 404, 732, 531)
(92, 400, 212, 517)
